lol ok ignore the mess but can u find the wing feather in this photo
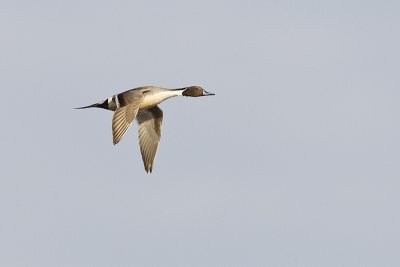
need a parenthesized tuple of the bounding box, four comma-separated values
(136, 106, 163, 172)
(112, 92, 144, 145)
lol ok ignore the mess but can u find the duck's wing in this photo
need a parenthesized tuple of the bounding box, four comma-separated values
(112, 92, 144, 145)
(136, 106, 163, 173)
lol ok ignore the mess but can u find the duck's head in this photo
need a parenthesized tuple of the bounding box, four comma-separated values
(182, 86, 215, 97)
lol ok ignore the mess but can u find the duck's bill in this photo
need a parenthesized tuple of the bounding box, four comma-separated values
(203, 90, 215, 96)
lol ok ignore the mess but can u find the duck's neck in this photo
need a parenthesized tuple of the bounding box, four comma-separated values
(160, 88, 184, 99)
(170, 88, 186, 96)
(140, 88, 185, 109)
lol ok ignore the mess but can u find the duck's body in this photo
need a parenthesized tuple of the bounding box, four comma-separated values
(76, 86, 214, 173)
(96, 87, 185, 111)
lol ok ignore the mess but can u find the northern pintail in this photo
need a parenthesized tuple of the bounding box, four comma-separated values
(76, 86, 215, 173)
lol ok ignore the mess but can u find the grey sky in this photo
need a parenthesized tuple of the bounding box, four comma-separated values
(1, 0, 399, 266)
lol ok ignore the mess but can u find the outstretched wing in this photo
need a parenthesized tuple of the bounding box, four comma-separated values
(112, 92, 144, 145)
(136, 106, 163, 173)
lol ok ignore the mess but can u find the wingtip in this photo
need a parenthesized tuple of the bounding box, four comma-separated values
(113, 137, 120, 145)
(144, 166, 153, 173)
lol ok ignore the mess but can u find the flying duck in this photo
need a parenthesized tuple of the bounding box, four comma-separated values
(76, 86, 215, 173)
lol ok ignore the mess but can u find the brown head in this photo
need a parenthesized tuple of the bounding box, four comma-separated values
(182, 86, 215, 97)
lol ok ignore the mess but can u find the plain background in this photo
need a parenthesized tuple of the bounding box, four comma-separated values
(1, 0, 399, 266)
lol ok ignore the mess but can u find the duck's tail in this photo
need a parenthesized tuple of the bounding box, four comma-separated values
(75, 99, 109, 110)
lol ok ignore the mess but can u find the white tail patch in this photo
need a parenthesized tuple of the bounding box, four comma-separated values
(114, 95, 120, 108)
(107, 96, 117, 110)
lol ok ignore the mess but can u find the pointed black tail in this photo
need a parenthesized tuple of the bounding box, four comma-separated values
(74, 103, 100, 109)
(75, 99, 109, 110)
